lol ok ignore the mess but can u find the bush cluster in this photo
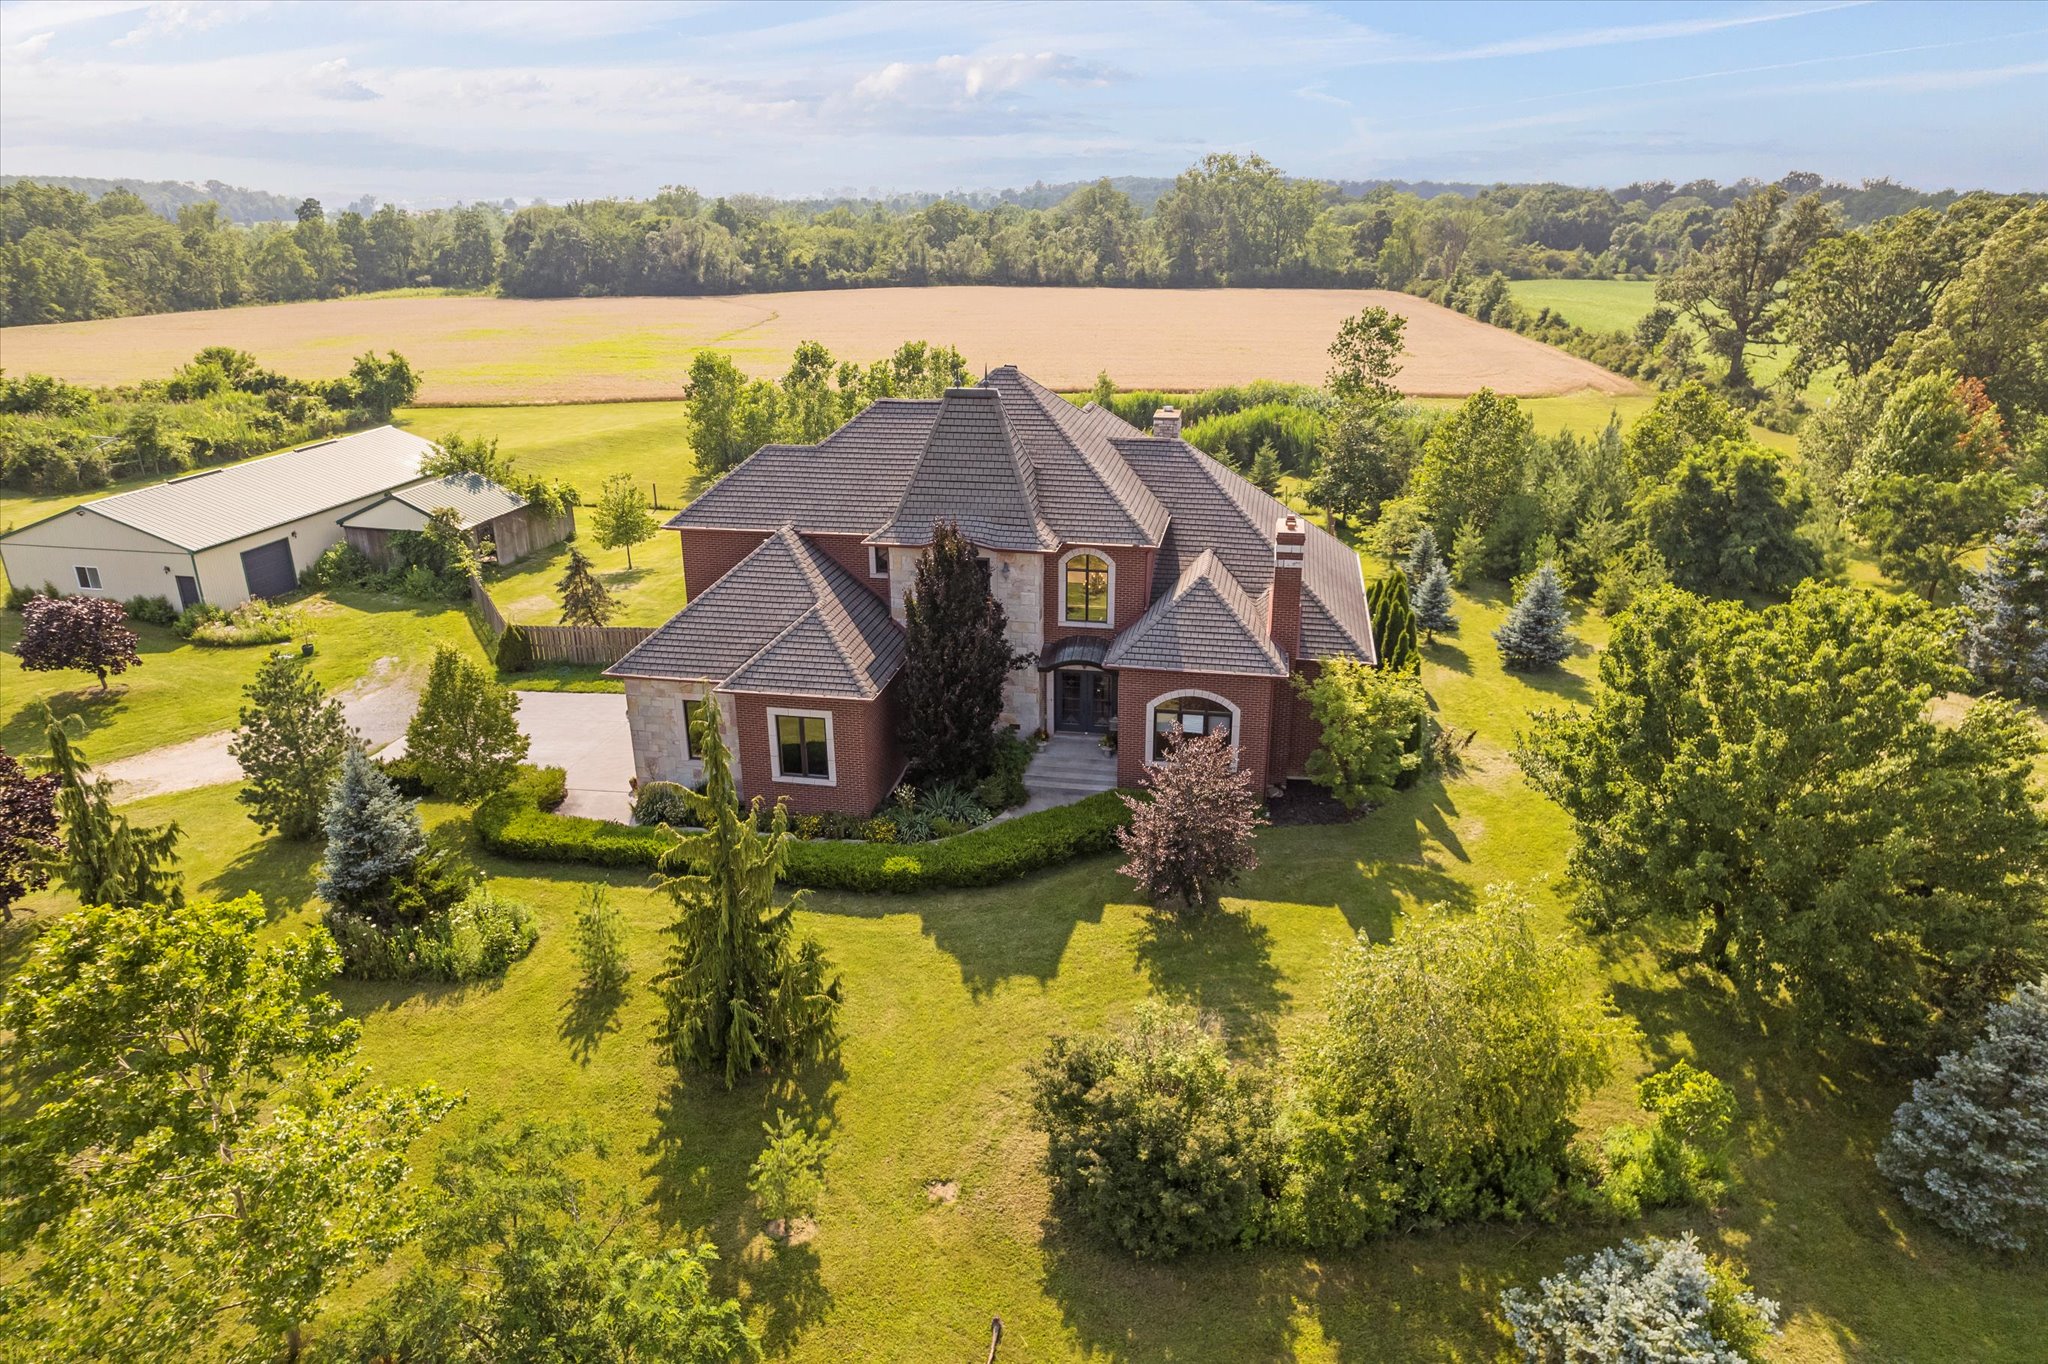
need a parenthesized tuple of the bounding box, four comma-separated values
(183, 598, 300, 647)
(476, 786, 1130, 892)
(326, 884, 538, 982)
(119, 593, 178, 626)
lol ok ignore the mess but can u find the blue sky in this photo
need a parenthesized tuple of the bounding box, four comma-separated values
(2, 1, 2042, 206)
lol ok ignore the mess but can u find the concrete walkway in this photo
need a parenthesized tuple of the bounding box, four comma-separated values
(1012, 734, 1119, 815)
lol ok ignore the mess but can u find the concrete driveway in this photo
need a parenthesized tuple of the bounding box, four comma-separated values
(508, 690, 632, 821)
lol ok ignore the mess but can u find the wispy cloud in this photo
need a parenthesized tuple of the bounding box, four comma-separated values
(849, 51, 1119, 104)
(111, 1, 244, 49)
(307, 55, 378, 101)
(1406, 2, 1870, 62)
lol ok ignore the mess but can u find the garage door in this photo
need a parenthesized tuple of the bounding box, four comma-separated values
(240, 539, 296, 599)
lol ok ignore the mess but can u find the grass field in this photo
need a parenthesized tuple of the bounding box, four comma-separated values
(7, 582, 2040, 1362)
(1506, 278, 1661, 333)
(485, 534, 690, 626)
(397, 400, 698, 506)
(0, 287, 1641, 403)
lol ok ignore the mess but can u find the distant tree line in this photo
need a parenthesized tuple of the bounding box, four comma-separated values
(1, 158, 1999, 326)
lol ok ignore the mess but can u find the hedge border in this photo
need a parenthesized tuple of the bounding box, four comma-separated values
(473, 788, 1133, 893)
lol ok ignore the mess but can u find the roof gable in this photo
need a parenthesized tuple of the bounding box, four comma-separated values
(606, 526, 902, 698)
(871, 387, 1056, 551)
(1103, 549, 1288, 678)
(981, 367, 1168, 547)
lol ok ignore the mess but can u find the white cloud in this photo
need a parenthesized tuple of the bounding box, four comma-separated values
(5, 28, 53, 60)
(850, 51, 1118, 104)
(308, 55, 378, 101)
(1407, 2, 1870, 63)
(111, 1, 242, 48)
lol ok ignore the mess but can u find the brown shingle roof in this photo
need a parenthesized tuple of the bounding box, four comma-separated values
(981, 367, 1168, 546)
(870, 387, 1058, 551)
(1103, 549, 1288, 678)
(606, 526, 902, 698)
(663, 400, 937, 535)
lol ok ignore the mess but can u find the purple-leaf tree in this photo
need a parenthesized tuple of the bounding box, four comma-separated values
(17, 596, 141, 692)
(1116, 730, 1266, 917)
(0, 747, 62, 921)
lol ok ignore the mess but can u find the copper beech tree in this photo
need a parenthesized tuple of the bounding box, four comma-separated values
(1115, 730, 1266, 917)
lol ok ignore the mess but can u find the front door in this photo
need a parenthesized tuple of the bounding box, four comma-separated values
(1054, 668, 1115, 734)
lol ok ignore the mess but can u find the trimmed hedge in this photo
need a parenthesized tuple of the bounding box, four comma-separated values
(474, 788, 1133, 893)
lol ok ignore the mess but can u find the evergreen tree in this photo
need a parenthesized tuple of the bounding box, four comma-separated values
(1448, 516, 1487, 587)
(403, 646, 530, 802)
(1248, 440, 1283, 495)
(1495, 564, 1573, 670)
(1404, 524, 1443, 587)
(229, 652, 352, 839)
(317, 745, 426, 917)
(37, 705, 182, 909)
(1877, 977, 2048, 1251)
(555, 545, 616, 627)
(654, 694, 840, 1087)
(897, 519, 1026, 786)
(1413, 563, 1458, 641)
(1366, 569, 1420, 673)
(1962, 491, 2048, 698)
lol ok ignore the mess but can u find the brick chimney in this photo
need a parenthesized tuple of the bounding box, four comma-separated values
(1269, 512, 1305, 660)
(1151, 405, 1182, 440)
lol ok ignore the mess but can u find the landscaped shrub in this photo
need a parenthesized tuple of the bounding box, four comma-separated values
(1601, 1061, 1738, 1218)
(298, 542, 374, 590)
(189, 598, 300, 647)
(1501, 1234, 1779, 1363)
(493, 622, 533, 672)
(973, 730, 1035, 811)
(474, 787, 1132, 893)
(632, 779, 695, 828)
(1366, 570, 1420, 673)
(172, 600, 225, 638)
(403, 646, 530, 801)
(1029, 1003, 1282, 1261)
(749, 1110, 831, 1240)
(572, 884, 628, 992)
(120, 594, 178, 626)
(1876, 976, 2048, 1251)
(1295, 655, 1429, 810)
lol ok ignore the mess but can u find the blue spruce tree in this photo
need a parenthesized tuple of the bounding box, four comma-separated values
(1494, 564, 1573, 671)
(1413, 562, 1458, 641)
(1405, 525, 1443, 588)
(1961, 492, 2048, 700)
(317, 745, 426, 915)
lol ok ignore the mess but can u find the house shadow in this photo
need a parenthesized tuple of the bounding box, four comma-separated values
(1133, 905, 1286, 1056)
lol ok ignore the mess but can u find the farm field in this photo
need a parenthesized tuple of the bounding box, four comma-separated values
(9, 582, 2041, 1362)
(1506, 278, 1660, 333)
(0, 286, 1642, 404)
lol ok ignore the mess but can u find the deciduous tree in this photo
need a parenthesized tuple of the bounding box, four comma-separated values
(591, 472, 657, 569)
(1638, 440, 1821, 596)
(1115, 729, 1265, 916)
(16, 594, 139, 691)
(1295, 656, 1428, 809)
(1658, 184, 1834, 392)
(403, 645, 530, 802)
(0, 746, 61, 919)
(230, 651, 352, 838)
(1517, 584, 2048, 1041)
(1409, 389, 1536, 562)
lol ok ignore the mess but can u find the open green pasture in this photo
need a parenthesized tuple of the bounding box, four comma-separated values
(1505, 279, 1661, 334)
(396, 400, 700, 507)
(485, 532, 690, 627)
(8, 583, 2040, 1362)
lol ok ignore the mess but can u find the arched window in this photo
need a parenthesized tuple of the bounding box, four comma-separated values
(1150, 693, 1235, 762)
(1063, 552, 1110, 624)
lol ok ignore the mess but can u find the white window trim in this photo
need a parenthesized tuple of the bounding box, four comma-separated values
(869, 544, 890, 579)
(768, 707, 837, 786)
(1058, 548, 1116, 629)
(1143, 689, 1242, 769)
(73, 565, 103, 592)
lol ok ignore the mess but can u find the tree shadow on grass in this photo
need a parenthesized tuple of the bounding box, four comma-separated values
(1252, 773, 1477, 943)
(1423, 638, 1471, 674)
(1134, 905, 1286, 1056)
(0, 682, 131, 757)
(558, 978, 626, 1064)
(200, 832, 320, 917)
(1037, 1227, 1305, 1362)
(742, 1237, 832, 1357)
(1509, 661, 1592, 705)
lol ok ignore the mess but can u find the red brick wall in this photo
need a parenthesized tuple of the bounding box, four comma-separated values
(807, 533, 889, 600)
(730, 683, 904, 816)
(678, 528, 767, 601)
(1042, 544, 1154, 638)
(1114, 667, 1282, 795)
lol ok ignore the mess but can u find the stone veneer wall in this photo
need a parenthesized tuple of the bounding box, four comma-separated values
(621, 677, 743, 793)
(889, 544, 1046, 733)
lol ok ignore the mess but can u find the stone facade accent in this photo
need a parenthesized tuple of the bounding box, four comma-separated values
(622, 677, 743, 793)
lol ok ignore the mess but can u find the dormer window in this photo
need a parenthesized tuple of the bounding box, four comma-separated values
(870, 545, 890, 578)
(1062, 551, 1111, 626)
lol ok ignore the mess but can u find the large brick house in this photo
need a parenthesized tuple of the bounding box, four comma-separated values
(607, 367, 1377, 814)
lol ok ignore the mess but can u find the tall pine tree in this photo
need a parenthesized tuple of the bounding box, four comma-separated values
(654, 694, 840, 1087)
(556, 546, 616, 627)
(1413, 563, 1458, 641)
(1962, 491, 2048, 699)
(897, 519, 1026, 785)
(1495, 565, 1574, 670)
(1404, 525, 1443, 587)
(317, 746, 426, 917)
(230, 652, 352, 839)
(37, 705, 182, 909)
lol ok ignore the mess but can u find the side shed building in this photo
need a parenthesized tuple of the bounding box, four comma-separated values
(339, 473, 574, 567)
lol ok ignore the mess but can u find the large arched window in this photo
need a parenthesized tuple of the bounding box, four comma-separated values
(1150, 693, 1236, 762)
(1062, 552, 1111, 625)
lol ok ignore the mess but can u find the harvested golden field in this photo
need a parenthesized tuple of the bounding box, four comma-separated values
(0, 287, 1638, 405)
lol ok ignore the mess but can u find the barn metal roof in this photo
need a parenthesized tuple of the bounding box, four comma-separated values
(63, 426, 434, 551)
(339, 472, 527, 533)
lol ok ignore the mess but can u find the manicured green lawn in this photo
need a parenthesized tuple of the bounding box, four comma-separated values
(10, 578, 2039, 1362)
(397, 401, 699, 508)
(485, 533, 690, 627)
(1505, 278, 1660, 334)
(0, 588, 491, 762)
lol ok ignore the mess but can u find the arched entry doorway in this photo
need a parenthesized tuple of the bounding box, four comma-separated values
(1040, 637, 1118, 736)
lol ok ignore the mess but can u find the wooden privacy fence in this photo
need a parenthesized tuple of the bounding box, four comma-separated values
(469, 574, 652, 667)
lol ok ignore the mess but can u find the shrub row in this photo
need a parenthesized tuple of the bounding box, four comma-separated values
(474, 787, 1133, 893)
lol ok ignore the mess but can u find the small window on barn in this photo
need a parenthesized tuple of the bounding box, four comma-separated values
(74, 566, 102, 591)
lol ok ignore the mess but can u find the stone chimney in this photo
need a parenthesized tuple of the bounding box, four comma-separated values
(1269, 512, 1306, 660)
(1151, 405, 1182, 440)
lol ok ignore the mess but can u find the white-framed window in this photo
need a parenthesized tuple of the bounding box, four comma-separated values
(1060, 549, 1114, 627)
(770, 708, 835, 785)
(1147, 690, 1241, 765)
(870, 545, 890, 578)
(73, 566, 102, 591)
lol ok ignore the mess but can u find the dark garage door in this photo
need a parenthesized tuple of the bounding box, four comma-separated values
(239, 539, 296, 599)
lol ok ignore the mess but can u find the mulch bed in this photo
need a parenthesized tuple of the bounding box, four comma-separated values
(1263, 781, 1368, 827)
